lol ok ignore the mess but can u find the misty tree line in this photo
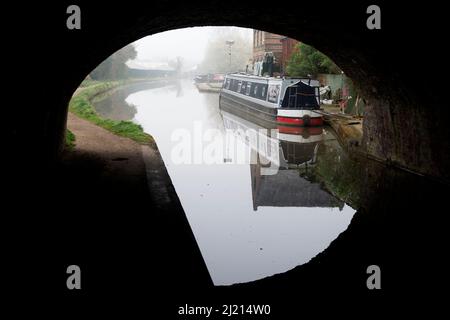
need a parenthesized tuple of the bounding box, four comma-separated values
(197, 29, 252, 74)
(89, 29, 253, 79)
(88, 29, 341, 80)
(90, 44, 137, 80)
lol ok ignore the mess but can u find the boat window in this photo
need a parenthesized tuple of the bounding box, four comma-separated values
(232, 79, 238, 92)
(245, 82, 252, 95)
(240, 81, 247, 94)
(237, 80, 242, 93)
(268, 84, 280, 103)
(261, 86, 266, 98)
(225, 78, 231, 89)
(253, 84, 258, 96)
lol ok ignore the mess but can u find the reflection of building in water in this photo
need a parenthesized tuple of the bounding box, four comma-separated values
(250, 159, 344, 211)
(220, 109, 344, 211)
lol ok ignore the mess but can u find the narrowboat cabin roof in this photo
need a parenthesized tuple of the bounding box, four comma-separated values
(224, 73, 320, 85)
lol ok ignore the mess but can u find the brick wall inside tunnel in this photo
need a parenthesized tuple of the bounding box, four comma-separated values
(10, 1, 449, 182)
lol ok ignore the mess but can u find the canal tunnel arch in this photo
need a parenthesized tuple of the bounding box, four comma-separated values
(5, 1, 450, 305)
(15, 1, 449, 183)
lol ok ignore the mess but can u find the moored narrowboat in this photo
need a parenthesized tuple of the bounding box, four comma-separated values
(219, 73, 323, 126)
(194, 73, 225, 92)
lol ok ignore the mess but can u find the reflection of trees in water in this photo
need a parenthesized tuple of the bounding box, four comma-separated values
(174, 80, 183, 97)
(92, 81, 173, 121)
(163, 80, 185, 98)
(93, 89, 137, 121)
(299, 140, 364, 209)
(201, 92, 224, 130)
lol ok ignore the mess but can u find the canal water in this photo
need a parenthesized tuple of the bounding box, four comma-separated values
(93, 79, 360, 285)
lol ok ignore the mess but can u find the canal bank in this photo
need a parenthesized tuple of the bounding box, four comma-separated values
(317, 105, 448, 183)
(68, 78, 175, 146)
(64, 79, 216, 294)
(318, 104, 363, 151)
(64, 111, 213, 293)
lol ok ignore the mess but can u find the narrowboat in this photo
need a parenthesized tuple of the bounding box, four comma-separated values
(194, 73, 225, 93)
(219, 73, 323, 126)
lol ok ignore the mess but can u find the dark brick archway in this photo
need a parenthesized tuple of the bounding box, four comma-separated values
(6, 1, 449, 314)
(10, 1, 448, 182)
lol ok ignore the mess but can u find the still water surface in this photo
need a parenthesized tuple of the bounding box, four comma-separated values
(93, 80, 357, 285)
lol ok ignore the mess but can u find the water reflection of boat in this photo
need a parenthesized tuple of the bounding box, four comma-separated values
(220, 109, 323, 170)
(220, 108, 344, 211)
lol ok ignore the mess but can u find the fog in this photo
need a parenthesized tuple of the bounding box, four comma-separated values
(129, 26, 253, 72)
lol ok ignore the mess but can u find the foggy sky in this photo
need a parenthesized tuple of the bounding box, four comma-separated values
(130, 26, 253, 70)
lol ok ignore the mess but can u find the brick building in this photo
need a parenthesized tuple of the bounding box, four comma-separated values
(252, 30, 299, 75)
(280, 37, 300, 74)
(253, 30, 283, 63)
